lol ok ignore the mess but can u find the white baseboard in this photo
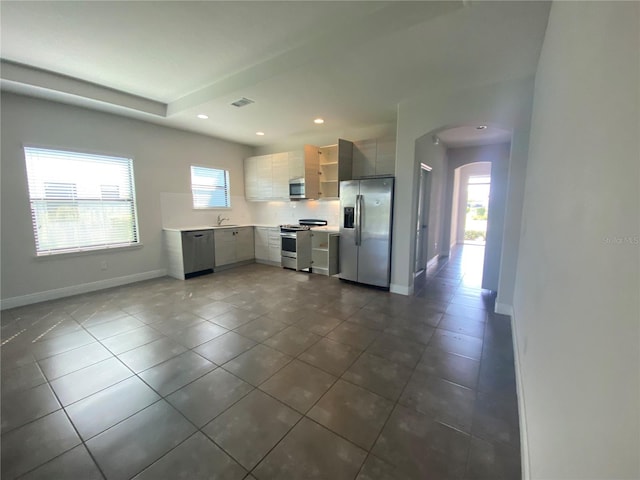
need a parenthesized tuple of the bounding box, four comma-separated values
(1, 269, 167, 310)
(426, 254, 440, 269)
(390, 283, 413, 296)
(510, 308, 531, 480)
(495, 302, 514, 316)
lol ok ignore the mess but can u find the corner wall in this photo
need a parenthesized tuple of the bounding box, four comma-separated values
(1, 93, 253, 307)
(512, 2, 639, 478)
(414, 136, 447, 266)
(393, 77, 535, 298)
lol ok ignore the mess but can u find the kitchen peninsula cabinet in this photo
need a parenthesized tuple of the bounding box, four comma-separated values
(214, 227, 255, 269)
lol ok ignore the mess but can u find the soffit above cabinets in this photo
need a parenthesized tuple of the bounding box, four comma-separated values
(0, 1, 551, 147)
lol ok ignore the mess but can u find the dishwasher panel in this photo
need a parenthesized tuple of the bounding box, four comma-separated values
(182, 230, 214, 277)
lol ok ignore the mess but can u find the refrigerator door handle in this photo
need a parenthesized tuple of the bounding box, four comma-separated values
(355, 194, 363, 246)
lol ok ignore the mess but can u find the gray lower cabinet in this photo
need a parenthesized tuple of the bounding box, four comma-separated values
(214, 227, 255, 269)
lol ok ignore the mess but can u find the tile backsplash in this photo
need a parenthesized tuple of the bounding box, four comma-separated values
(161, 192, 339, 228)
(248, 199, 340, 226)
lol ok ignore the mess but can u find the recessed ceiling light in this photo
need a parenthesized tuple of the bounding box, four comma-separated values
(197, 114, 209, 119)
(314, 118, 325, 124)
(256, 131, 265, 136)
(476, 125, 487, 130)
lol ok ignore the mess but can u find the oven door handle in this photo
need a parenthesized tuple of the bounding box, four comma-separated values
(280, 232, 297, 239)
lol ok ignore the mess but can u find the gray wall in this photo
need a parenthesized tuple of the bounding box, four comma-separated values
(513, 2, 639, 478)
(1, 93, 253, 307)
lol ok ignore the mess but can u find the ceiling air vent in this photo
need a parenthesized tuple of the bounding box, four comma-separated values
(230, 97, 255, 108)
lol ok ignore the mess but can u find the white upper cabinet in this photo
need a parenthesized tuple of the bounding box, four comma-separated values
(271, 152, 289, 199)
(352, 137, 396, 178)
(244, 156, 259, 200)
(288, 150, 304, 179)
(244, 145, 321, 201)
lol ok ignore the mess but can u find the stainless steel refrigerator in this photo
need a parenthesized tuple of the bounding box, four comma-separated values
(339, 177, 394, 288)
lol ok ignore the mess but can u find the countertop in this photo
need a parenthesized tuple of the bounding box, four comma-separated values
(163, 224, 340, 233)
(163, 224, 258, 232)
(311, 226, 340, 234)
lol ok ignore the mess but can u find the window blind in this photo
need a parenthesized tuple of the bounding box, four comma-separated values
(191, 165, 230, 208)
(23, 147, 140, 256)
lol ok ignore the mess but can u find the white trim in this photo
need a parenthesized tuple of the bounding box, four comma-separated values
(0, 269, 167, 310)
(390, 283, 413, 296)
(494, 302, 514, 316)
(510, 309, 531, 480)
(426, 254, 440, 269)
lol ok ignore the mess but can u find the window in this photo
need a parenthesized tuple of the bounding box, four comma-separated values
(24, 147, 140, 256)
(191, 165, 230, 209)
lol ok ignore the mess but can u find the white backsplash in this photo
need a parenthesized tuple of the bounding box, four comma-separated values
(161, 192, 339, 228)
(247, 199, 340, 226)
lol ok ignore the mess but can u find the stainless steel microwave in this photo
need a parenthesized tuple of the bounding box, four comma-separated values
(289, 177, 306, 199)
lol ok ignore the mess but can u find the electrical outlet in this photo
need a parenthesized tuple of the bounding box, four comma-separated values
(100, 260, 107, 271)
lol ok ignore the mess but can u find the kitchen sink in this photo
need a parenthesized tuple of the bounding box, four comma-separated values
(212, 224, 238, 228)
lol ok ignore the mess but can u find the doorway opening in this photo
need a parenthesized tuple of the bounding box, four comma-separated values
(450, 162, 492, 249)
(464, 174, 491, 245)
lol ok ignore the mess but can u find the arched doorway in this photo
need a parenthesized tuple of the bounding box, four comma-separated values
(413, 124, 512, 292)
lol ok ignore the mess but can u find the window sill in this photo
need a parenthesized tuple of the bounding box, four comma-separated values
(34, 243, 143, 260)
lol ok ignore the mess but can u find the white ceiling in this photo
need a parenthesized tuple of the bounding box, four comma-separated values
(0, 1, 551, 147)
(437, 125, 512, 147)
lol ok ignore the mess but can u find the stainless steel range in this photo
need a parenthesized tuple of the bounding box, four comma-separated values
(280, 219, 327, 271)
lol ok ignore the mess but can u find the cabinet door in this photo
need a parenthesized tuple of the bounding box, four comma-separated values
(304, 145, 320, 199)
(271, 153, 289, 199)
(214, 229, 236, 266)
(257, 155, 273, 199)
(254, 227, 269, 261)
(288, 150, 304, 179)
(352, 139, 376, 178)
(244, 156, 259, 200)
(337, 139, 354, 184)
(268, 228, 281, 264)
(235, 227, 255, 261)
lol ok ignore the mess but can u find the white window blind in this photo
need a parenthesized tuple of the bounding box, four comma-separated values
(24, 147, 140, 256)
(191, 166, 230, 208)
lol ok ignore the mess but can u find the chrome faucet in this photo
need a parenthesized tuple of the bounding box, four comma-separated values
(217, 214, 230, 226)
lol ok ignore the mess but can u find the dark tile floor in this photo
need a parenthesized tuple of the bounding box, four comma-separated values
(0, 245, 521, 479)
